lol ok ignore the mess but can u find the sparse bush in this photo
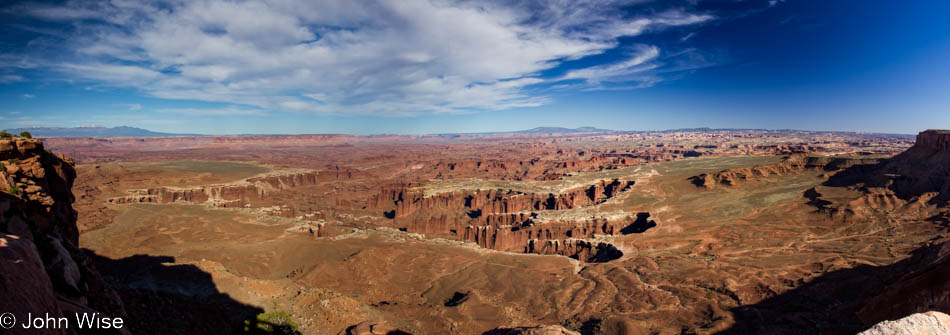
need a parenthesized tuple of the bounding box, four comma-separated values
(0, 131, 11, 139)
(241, 311, 300, 335)
(8, 186, 22, 196)
(0, 162, 4, 170)
(8, 158, 19, 165)
(19, 131, 31, 139)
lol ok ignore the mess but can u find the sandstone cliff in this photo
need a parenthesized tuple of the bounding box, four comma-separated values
(0, 138, 127, 335)
(369, 179, 646, 262)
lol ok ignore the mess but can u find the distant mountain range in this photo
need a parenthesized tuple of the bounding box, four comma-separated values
(2, 126, 201, 138)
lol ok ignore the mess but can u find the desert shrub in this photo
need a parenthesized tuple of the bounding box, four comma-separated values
(241, 311, 300, 335)
(9, 158, 19, 164)
(0, 162, 4, 170)
(0, 131, 11, 138)
(19, 131, 32, 139)
(8, 186, 22, 196)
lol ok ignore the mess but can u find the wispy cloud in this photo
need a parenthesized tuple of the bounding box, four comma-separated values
(120, 103, 142, 111)
(157, 108, 267, 116)
(0, 74, 23, 83)
(7, 0, 716, 116)
(22, 93, 35, 98)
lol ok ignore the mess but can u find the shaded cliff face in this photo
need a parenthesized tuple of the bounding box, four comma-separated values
(858, 240, 950, 326)
(809, 130, 950, 221)
(0, 138, 127, 334)
(915, 129, 950, 151)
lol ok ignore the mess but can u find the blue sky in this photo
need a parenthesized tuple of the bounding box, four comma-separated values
(1, 0, 949, 135)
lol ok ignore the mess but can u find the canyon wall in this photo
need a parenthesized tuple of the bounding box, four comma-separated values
(369, 179, 648, 262)
(109, 169, 366, 207)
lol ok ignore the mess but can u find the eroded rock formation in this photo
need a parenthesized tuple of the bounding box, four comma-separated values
(369, 179, 644, 262)
(0, 138, 128, 334)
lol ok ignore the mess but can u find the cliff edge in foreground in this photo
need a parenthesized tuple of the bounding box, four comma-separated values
(0, 137, 127, 335)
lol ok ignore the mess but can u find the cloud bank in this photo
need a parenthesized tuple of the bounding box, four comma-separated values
(7, 0, 714, 116)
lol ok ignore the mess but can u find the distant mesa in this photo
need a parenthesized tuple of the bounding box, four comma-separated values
(2, 126, 201, 138)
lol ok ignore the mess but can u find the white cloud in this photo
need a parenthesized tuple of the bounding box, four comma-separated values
(16, 0, 714, 116)
(157, 108, 267, 116)
(0, 74, 24, 83)
(562, 45, 660, 83)
(22, 93, 35, 98)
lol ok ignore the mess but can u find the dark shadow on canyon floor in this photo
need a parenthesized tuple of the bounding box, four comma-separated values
(620, 212, 656, 235)
(715, 241, 946, 335)
(84, 250, 264, 335)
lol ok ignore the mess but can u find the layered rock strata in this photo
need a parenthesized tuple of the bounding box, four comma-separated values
(370, 179, 646, 262)
(109, 169, 365, 207)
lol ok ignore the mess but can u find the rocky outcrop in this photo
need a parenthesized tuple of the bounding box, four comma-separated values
(527, 238, 623, 262)
(372, 179, 634, 219)
(857, 311, 950, 335)
(0, 138, 128, 334)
